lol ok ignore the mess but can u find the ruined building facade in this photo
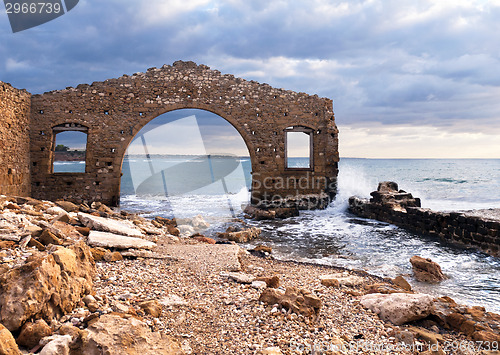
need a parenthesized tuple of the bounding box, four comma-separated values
(1, 61, 339, 209)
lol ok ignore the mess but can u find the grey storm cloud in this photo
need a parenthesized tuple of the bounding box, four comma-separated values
(1, 0, 500, 143)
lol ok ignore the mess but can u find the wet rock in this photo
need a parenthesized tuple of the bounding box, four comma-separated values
(87, 231, 156, 250)
(269, 207, 299, 219)
(360, 292, 434, 325)
(80, 314, 184, 354)
(370, 181, 421, 209)
(0, 324, 21, 355)
(218, 227, 261, 243)
(259, 287, 322, 318)
(243, 205, 275, 220)
(392, 275, 412, 291)
(78, 212, 143, 237)
(16, 319, 53, 349)
(410, 256, 445, 283)
(0, 241, 95, 332)
(153, 217, 180, 236)
(252, 245, 272, 255)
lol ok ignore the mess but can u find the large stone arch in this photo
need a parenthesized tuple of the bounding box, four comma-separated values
(30, 61, 339, 208)
(122, 104, 257, 174)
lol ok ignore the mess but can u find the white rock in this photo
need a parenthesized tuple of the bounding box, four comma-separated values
(320, 273, 365, 287)
(46, 206, 67, 216)
(251, 281, 267, 289)
(0, 233, 21, 242)
(160, 295, 188, 307)
(78, 213, 143, 237)
(221, 272, 255, 284)
(360, 292, 435, 325)
(87, 231, 156, 250)
(40, 335, 72, 355)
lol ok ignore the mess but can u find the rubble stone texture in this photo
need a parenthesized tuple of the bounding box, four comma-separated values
(0, 82, 31, 197)
(26, 61, 338, 208)
(0, 242, 95, 332)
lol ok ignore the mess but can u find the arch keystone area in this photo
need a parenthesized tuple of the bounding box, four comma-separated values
(29, 61, 339, 209)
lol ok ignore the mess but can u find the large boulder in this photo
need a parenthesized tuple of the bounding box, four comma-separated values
(0, 242, 95, 332)
(0, 324, 21, 355)
(410, 256, 446, 283)
(79, 314, 184, 354)
(78, 213, 143, 237)
(360, 293, 434, 325)
(87, 231, 156, 250)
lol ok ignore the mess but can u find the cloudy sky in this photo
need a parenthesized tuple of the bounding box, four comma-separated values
(2, 0, 500, 158)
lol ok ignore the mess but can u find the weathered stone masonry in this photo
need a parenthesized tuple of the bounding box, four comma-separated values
(349, 182, 500, 257)
(0, 82, 31, 196)
(28, 61, 339, 207)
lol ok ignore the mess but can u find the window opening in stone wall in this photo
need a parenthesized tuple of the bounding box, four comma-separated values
(285, 126, 313, 169)
(52, 124, 88, 173)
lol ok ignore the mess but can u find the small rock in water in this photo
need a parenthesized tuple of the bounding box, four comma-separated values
(410, 256, 446, 283)
(392, 275, 412, 291)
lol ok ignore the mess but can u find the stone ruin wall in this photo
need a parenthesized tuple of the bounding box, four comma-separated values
(29, 61, 339, 207)
(349, 188, 500, 257)
(0, 82, 31, 196)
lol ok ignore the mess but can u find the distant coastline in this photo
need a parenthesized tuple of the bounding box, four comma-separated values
(54, 151, 86, 161)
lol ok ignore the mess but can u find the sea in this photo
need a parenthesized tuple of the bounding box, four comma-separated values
(55, 157, 500, 313)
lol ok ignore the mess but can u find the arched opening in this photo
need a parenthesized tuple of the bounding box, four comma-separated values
(120, 109, 251, 223)
(52, 124, 88, 173)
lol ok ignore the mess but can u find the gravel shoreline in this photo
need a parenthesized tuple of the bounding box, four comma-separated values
(92, 239, 482, 355)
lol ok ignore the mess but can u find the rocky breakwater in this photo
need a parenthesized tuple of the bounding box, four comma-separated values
(0, 195, 184, 354)
(348, 181, 500, 256)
